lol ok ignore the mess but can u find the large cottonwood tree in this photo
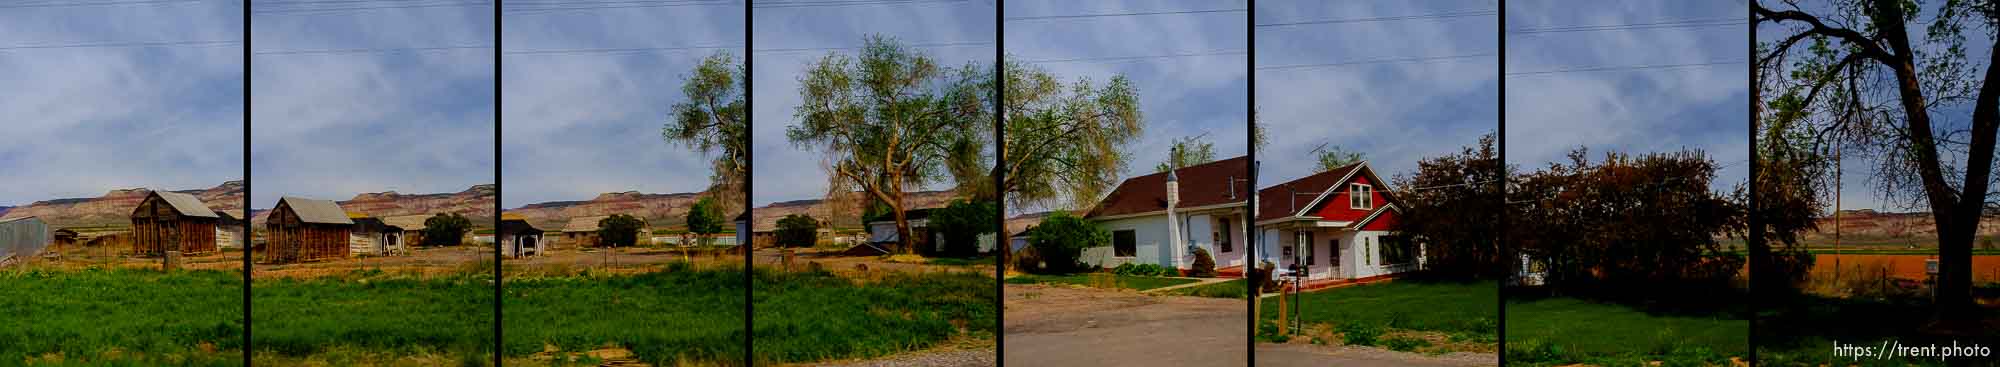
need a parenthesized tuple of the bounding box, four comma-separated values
(665, 52, 749, 210)
(789, 35, 992, 253)
(1755, 0, 1998, 320)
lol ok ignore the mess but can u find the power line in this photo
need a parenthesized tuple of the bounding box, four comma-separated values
(1508, 17, 1743, 34)
(1004, 8, 1244, 21)
(1257, 53, 1494, 71)
(0, 40, 238, 52)
(1505, 60, 1743, 77)
(502, 0, 735, 13)
(253, 45, 492, 55)
(753, 0, 972, 9)
(253, 1, 491, 15)
(503, 44, 740, 55)
(1256, 10, 1496, 28)
(0, 0, 202, 10)
(1014, 49, 1245, 64)
(752, 41, 991, 53)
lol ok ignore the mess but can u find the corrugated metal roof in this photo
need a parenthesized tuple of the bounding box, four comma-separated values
(280, 197, 353, 225)
(153, 191, 220, 218)
(381, 214, 430, 231)
(564, 215, 610, 232)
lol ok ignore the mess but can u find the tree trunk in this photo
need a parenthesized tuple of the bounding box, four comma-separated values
(893, 203, 914, 255)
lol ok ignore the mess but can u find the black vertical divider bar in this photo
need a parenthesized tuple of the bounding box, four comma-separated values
(493, 1, 505, 365)
(241, 0, 253, 364)
(743, 1, 755, 365)
(1745, 0, 1759, 362)
(1495, 3, 1507, 365)
(993, 1, 1005, 365)
(1244, 1, 1257, 365)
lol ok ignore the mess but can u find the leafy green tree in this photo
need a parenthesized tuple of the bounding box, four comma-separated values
(1314, 146, 1366, 172)
(1154, 135, 1217, 173)
(928, 199, 997, 257)
(1392, 133, 1504, 280)
(788, 35, 992, 254)
(1750, 95, 1830, 296)
(775, 214, 820, 248)
(1025, 211, 1107, 274)
(1756, 0, 1997, 320)
(421, 213, 472, 247)
(597, 214, 646, 248)
(685, 197, 725, 247)
(665, 52, 748, 210)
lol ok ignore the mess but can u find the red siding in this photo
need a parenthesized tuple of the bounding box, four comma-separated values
(1310, 174, 1390, 221)
(1360, 209, 1400, 231)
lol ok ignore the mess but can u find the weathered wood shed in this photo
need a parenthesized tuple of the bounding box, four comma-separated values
(215, 212, 244, 249)
(0, 217, 51, 265)
(263, 197, 353, 263)
(499, 213, 543, 258)
(348, 214, 405, 256)
(130, 191, 220, 257)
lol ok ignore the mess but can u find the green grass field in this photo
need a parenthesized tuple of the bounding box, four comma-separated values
(1259, 280, 1497, 351)
(1506, 296, 1746, 366)
(1003, 273, 1198, 291)
(0, 267, 242, 366)
(502, 262, 743, 365)
(251, 269, 492, 366)
(1160, 279, 1248, 299)
(753, 268, 994, 364)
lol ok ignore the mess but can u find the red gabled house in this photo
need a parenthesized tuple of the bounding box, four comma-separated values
(1256, 161, 1421, 280)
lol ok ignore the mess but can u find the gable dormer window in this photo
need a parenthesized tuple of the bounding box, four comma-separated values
(1349, 183, 1373, 210)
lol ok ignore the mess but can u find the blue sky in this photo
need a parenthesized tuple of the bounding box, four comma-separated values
(1255, 0, 1499, 188)
(1005, 0, 1250, 213)
(500, 1, 744, 209)
(249, 2, 494, 209)
(1757, 1, 1993, 212)
(751, 0, 997, 207)
(0, 1, 242, 206)
(1506, 0, 1749, 194)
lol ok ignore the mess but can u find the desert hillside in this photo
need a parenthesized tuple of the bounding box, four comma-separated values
(1802, 209, 2000, 245)
(749, 190, 958, 232)
(0, 181, 244, 229)
(250, 184, 497, 228)
(503, 191, 744, 232)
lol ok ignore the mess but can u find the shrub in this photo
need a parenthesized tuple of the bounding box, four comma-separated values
(774, 214, 819, 248)
(1188, 247, 1217, 277)
(1025, 212, 1105, 274)
(928, 199, 997, 257)
(1112, 263, 1171, 277)
(422, 213, 473, 247)
(1383, 336, 1430, 352)
(596, 214, 646, 248)
(1338, 322, 1383, 346)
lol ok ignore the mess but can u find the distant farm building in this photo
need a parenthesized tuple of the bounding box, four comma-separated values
(52, 228, 79, 248)
(216, 212, 244, 249)
(348, 214, 406, 256)
(499, 214, 543, 257)
(129, 191, 220, 257)
(380, 215, 431, 247)
(561, 215, 648, 248)
(263, 197, 353, 263)
(0, 217, 52, 265)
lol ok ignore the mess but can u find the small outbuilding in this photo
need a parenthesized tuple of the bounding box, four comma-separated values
(130, 191, 220, 257)
(499, 213, 543, 258)
(0, 217, 52, 265)
(381, 214, 431, 247)
(348, 214, 405, 256)
(262, 197, 354, 263)
(215, 212, 245, 249)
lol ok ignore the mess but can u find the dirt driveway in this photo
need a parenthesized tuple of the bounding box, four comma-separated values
(1002, 283, 1249, 366)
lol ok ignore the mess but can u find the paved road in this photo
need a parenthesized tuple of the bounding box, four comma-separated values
(1002, 284, 1250, 366)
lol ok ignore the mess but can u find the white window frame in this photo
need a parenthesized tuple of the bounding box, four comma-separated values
(1349, 183, 1374, 210)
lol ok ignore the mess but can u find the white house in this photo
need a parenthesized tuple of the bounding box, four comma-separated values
(1256, 161, 1422, 281)
(1083, 156, 1252, 271)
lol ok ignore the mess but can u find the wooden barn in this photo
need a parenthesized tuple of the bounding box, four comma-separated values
(263, 197, 353, 263)
(130, 191, 220, 257)
(52, 228, 79, 248)
(499, 213, 543, 258)
(562, 215, 648, 248)
(348, 214, 405, 256)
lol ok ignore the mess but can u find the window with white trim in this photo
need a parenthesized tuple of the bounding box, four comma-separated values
(1349, 183, 1373, 210)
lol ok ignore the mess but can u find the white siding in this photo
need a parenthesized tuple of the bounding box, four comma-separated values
(1090, 215, 1169, 268)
